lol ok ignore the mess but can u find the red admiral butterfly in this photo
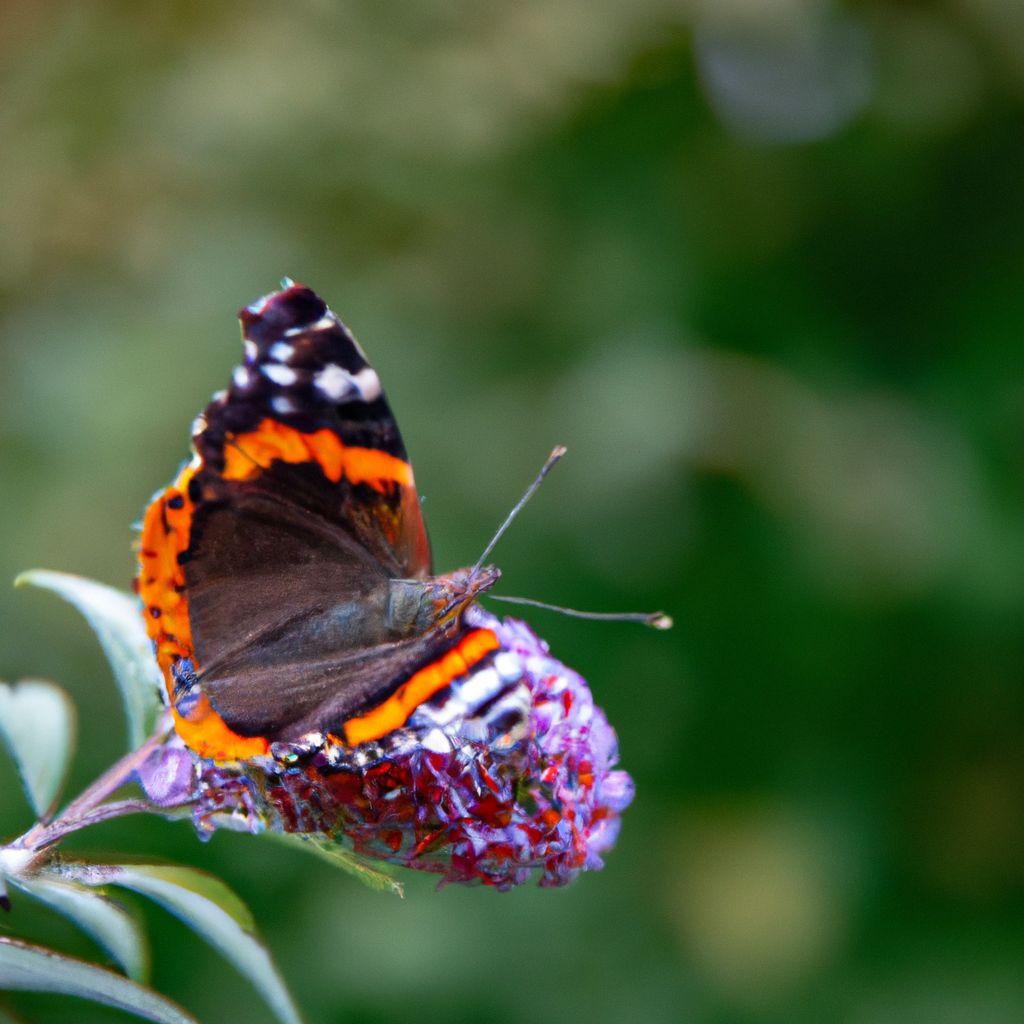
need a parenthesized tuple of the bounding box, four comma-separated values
(138, 281, 523, 765)
(137, 282, 658, 887)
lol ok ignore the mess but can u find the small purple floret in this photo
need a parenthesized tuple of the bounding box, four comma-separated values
(135, 738, 195, 808)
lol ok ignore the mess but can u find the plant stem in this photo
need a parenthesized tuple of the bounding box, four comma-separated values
(17, 715, 176, 853)
(32, 801, 159, 849)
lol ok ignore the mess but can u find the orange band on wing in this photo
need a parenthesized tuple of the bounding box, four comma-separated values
(138, 462, 199, 689)
(222, 418, 413, 492)
(340, 628, 501, 746)
(172, 695, 270, 761)
(137, 462, 271, 762)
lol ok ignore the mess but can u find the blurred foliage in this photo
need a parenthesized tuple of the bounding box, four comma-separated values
(2, 1, 1024, 1022)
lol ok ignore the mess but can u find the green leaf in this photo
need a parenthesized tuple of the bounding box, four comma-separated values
(14, 875, 149, 982)
(15, 571, 163, 749)
(0, 937, 196, 1024)
(269, 832, 404, 897)
(66, 862, 303, 1024)
(0, 680, 76, 817)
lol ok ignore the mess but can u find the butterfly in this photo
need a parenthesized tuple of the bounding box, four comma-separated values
(137, 281, 529, 766)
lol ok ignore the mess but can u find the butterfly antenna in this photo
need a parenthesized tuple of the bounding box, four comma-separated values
(489, 594, 673, 630)
(470, 445, 567, 578)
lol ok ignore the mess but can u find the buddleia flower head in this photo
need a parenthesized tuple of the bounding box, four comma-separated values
(169, 612, 634, 889)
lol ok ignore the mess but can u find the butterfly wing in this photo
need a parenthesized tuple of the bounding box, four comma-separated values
(201, 283, 431, 579)
(138, 283, 467, 759)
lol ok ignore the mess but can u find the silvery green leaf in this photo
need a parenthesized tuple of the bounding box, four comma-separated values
(65, 862, 302, 1024)
(269, 832, 404, 897)
(16, 570, 163, 749)
(0, 680, 76, 817)
(0, 937, 196, 1024)
(14, 874, 149, 982)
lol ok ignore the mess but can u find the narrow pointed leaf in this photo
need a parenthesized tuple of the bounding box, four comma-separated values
(0, 937, 196, 1024)
(15, 875, 149, 982)
(269, 832, 404, 897)
(66, 863, 302, 1024)
(15, 571, 162, 749)
(0, 681, 76, 817)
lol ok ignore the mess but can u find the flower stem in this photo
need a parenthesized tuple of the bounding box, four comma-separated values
(17, 715, 175, 853)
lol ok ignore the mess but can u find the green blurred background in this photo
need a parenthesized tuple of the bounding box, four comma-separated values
(2, 2, 1024, 1022)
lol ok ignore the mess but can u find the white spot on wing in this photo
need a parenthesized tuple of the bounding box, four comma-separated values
(272, 395, 297, 414)
(243, 340, 258, 363)
(352, 366, 382, 401)
(313, 363, 381, 403)
(493, 652, 524, 683)
(269, 341, 295, 363)
(311, 314, 336, 331)
(262, 364, 298, 386)
(232, 367, 251, 389)
(455, 667, 501, 708)
(313, 363, 354, 401)
(410, 695, 468, 729)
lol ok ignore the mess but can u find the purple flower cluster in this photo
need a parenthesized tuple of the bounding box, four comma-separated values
(145, 614, 633, 889)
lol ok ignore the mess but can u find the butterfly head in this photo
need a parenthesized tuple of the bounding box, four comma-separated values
(428, 563, 501, 629)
